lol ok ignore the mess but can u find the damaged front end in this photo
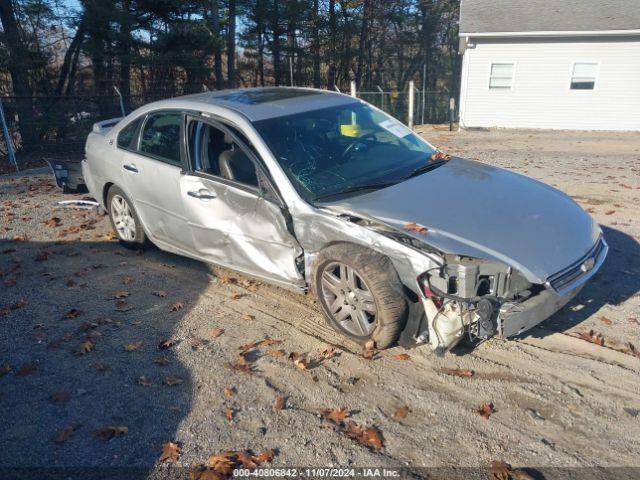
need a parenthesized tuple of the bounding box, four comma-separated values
(413, 236, 608, 354)
(415, 255, 533, 354)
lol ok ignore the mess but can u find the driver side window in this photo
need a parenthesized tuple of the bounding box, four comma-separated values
(187, 120, 260, 189)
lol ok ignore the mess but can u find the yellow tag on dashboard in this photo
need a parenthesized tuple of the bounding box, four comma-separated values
(340, 124, 361, 137)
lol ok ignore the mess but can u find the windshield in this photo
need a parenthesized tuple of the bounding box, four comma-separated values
(253, 103, 439, 202)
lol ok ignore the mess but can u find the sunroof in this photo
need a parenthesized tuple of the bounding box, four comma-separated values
(215, 88, 318, 105)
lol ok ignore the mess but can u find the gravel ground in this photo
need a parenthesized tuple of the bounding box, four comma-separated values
(1, 129, 639, 479)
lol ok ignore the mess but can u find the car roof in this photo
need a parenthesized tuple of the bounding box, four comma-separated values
(178, 87, 359, 122)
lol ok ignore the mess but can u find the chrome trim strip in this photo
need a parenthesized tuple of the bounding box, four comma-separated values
(545, 237, 608, 297)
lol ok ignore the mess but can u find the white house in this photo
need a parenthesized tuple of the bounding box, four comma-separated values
(458, 0, 640, 131)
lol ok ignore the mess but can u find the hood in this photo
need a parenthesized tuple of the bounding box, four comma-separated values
(325, 158, 600, 284)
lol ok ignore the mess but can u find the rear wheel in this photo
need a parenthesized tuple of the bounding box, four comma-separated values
(106, 185, 148, 249)
(313, 243, 407, 349)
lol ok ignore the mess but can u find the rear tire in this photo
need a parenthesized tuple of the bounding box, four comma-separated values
(313, 243, 407, 349)
(106, 185, 148, 250)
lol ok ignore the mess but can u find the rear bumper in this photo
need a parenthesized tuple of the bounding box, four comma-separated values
(47, 158, 85, 190)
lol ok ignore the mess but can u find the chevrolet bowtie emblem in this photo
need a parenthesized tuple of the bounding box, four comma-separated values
(580, 257, 595, 273)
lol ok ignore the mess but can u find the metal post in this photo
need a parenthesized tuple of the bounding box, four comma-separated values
(289, 57, 294, 86)
(408, 81, 415, 129)
(334, 85, 341, 93)
(377, 85, 384, 112)
(0, 99, 18, 171)
(449, 97, 455, 132)
(113, 86, 126, 117)
(350, 81, 357, 98)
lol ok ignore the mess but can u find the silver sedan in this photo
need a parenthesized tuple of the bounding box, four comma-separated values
(79, 87, 607, 353)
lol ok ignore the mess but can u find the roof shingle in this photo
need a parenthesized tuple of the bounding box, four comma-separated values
(460, 0, 640, 34)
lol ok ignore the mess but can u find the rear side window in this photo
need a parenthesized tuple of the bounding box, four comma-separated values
(139, 112, 182, 165)
(117, 118, 141, 149)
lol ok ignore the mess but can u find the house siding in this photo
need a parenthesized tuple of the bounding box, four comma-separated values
(459, 37, 640, 131)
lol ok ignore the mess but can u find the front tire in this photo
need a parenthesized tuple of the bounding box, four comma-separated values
(106, 185, 148, 249)
(313, 243, 407, 349)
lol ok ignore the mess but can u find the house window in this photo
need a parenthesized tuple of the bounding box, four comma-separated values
(570, 62, 598, 90)
(489, 63, 514, 89)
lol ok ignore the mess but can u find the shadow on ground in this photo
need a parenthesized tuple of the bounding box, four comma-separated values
(0, 238, 210, 478)
(525, 225, 640, 338)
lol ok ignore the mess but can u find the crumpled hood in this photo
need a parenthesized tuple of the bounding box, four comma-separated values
(325, 157, 601, 284)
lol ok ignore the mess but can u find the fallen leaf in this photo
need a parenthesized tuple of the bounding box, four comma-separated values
(598, 316, 613, 325)
(288, 351, 310, 370)
(0, 363, 12, 376)
(225, 408, 235, 421)
(63, 308, 81, 319)
(231, 293, 243, 300)
(274, 395, 286, 412)
(403, 222, 428, 235)
(223, 386, 235, 397)
(124, 341, 143, 352)
(75, 339, 95, 356)
(115, 299, 132, 312)
(87, 360, 110, 373)
(393, 406, 409, 420)
(321, 408, 349, 425)
(224, 360, 254, 375)
(93, 425, 128, 439)
(155, 357, 171, 366)
(477, 402, 495, 420)
(252, 450, 275, 463)
(136, 375, 152, 386)
(169, 301, 184, 312)
(53, 424, 79, 444)
(122, 276, 134, 285)
(319, 346, 336, 359)
(159, 441, 180, 463)
(217, 275, 236, 285)
(164, 376, 184, 386)
(393, 353, 411, 361)
(267, 348, 286, 357)
(16, 362, 36, 376)
(241, 314, 254, 321)
(158, 339, 175, 350)
(206, 328, 225, 339)
(50, 390, 72, 403)
(343, 421, 385, 452)
(113, 291, 130, 299)
(441, 368, 474, 378)
(489, 460, 512, 480)
(153, 290, 168, 298)
(259, 338, 282, 347)
(574, 330, 604, 346)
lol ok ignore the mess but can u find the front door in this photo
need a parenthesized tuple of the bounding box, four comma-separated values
(120, 110, 192, 253)
(180, 117, 303, 286)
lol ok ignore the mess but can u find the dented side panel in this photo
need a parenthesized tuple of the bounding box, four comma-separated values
(180, 173, 304, 286)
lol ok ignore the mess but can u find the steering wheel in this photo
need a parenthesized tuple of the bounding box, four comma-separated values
(341, 133, 378, 159)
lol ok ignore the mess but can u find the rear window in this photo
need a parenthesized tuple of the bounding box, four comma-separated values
(139, 112, 182, 165)
(117, 118, 141, 149)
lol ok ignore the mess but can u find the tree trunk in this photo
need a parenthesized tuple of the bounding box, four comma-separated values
(311, 0, 321, 88)
(119, 0, 133, 111)
(227, 0, 236, 88)
(327, 0, 336, 89)
(0, 0, 36, 144)
(355, 0, 370, 89)
(210, 0, 224, 89)
(272, 0, 282, 85)
(55, 17, 86, 96)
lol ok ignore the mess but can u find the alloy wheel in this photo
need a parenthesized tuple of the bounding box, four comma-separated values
(110, 194, 137, 242)
(320, 262, 377, 337)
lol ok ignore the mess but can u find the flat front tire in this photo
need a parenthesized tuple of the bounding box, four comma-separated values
(313, 243, 407, 349)
(106, 185, 148, 249)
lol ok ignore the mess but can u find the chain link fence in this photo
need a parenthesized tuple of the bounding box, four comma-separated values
(1, 87, 455, 171)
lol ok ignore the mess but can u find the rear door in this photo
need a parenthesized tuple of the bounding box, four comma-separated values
(119, 110, 193, 253)
(180, 116, 304, 287)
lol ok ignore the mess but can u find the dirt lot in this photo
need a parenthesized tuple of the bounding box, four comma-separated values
(1, 129, 639, 479)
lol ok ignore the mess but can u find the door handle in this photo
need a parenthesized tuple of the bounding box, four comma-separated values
(187, 189, 216, 200)
(123, 164, 138, 173)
